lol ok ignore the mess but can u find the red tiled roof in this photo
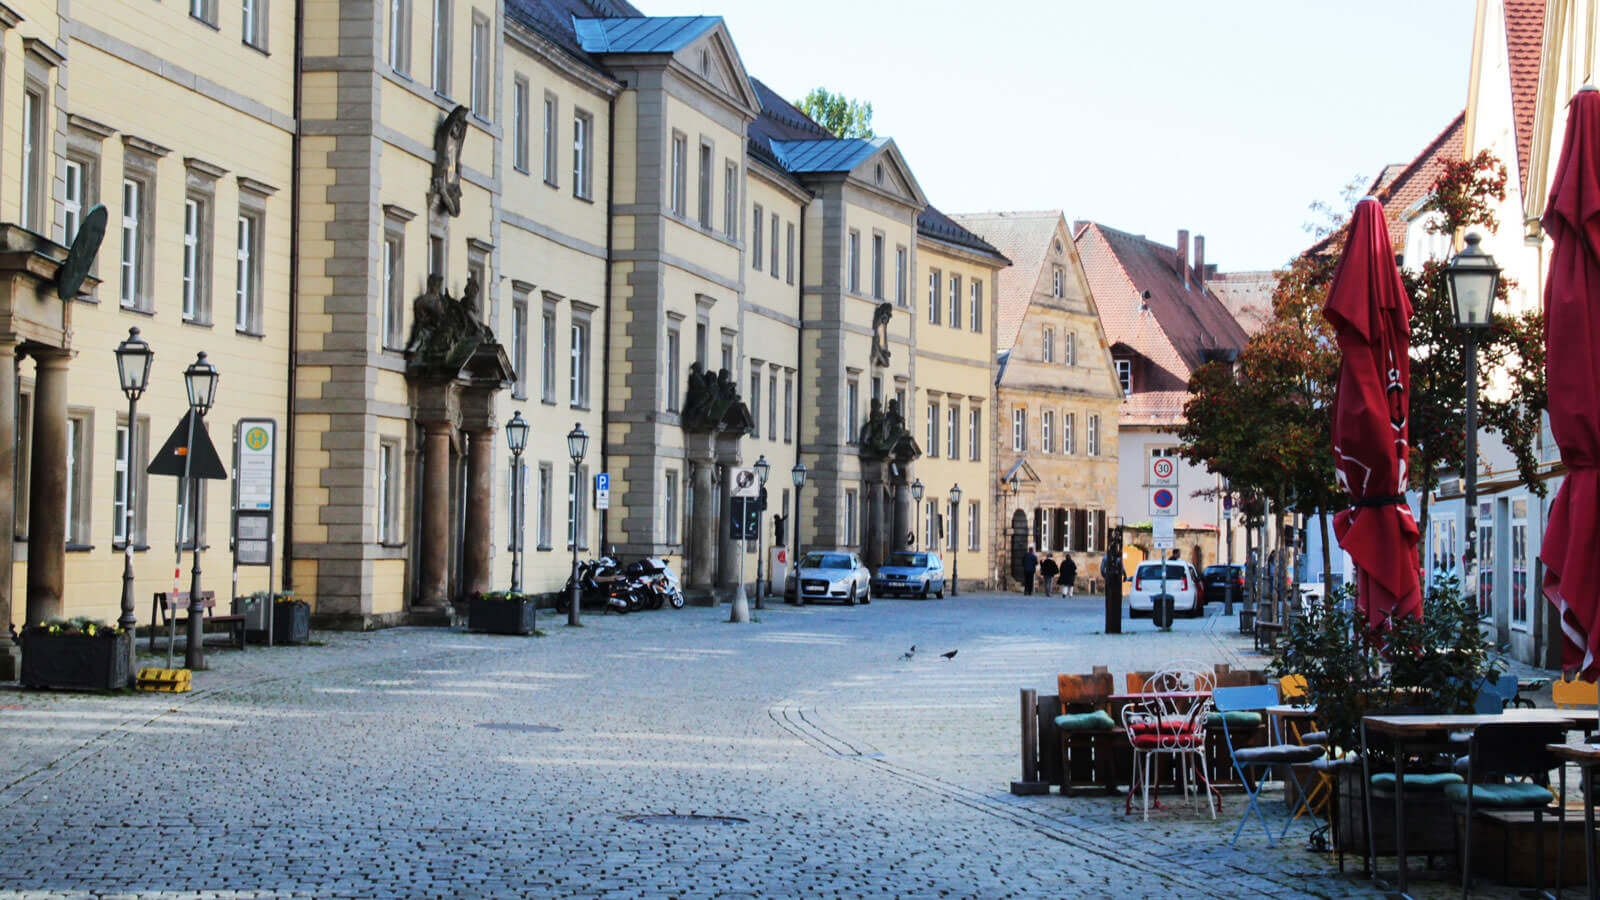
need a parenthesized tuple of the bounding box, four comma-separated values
(949, 211, 1064, 350)
(1377, 112, 1465, 250)
(1505, 0, 1546, 195)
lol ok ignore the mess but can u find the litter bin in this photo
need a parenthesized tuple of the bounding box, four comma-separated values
(1151, 594, 1175, 629)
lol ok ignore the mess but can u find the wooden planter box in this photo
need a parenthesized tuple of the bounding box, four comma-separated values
(272, 601, 311, 644)
(21, 631, 131, 691)
(1335, 763, 1457, 858)
(468, 595, 538, 635)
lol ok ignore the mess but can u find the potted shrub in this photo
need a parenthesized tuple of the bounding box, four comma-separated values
(468, 591, 538, 636)
(1268, 577, 1499, 858)
(272, 593, 311, 644)
(20, 618, 132, 691)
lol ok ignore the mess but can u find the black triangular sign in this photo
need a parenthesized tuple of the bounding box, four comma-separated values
(147, 410, 227, 480)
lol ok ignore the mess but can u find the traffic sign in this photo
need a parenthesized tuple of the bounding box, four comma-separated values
(148, 411, 227, 480)
(1150, 455, 1178, 487)
(730, 466, 759, 498)
(1153, 518, 1175, 549)
(1149, 486, 1177, 517)
(730, 496, 761, 539)
(595, 473, 610, 509)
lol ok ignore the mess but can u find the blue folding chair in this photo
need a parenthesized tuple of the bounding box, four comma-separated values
(1214, 684, 1326, 847)
(1470, 672, 1518, 714)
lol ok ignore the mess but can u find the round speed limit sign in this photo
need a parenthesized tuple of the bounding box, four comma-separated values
(1153, 458, 1174, 480)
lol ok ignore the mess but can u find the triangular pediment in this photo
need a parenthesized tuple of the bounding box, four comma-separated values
(848, 140, 927, 207)
(674, 23, 761, 117)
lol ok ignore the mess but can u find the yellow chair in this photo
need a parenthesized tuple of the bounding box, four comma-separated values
(1280, 674, 1308, 701)
(1553, 677, 1598, 709)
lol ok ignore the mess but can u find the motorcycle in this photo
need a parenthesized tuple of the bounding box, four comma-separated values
(557, 556, 632, 614)
(626, 557, 684, 610)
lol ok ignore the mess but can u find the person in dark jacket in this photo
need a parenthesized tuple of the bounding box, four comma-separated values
(1038, 553, 1058, 596)
(1059, 555, 1079, 598)
(1022, 547, 1038, 595)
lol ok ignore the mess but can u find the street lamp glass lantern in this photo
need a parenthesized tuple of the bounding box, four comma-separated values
(566, 422, 588, 463)
(1007, 473, 1019, 495)
(791, 461, 807, 488)
(754, 454, 770, 485)
(505, 411, 530, 456)
(910, 479, 924, 501)
(183, 352, 219, 413)
(1445, 232, 1501, 328)
(949, 483, 962, 504)
(113, 327, 153, 400)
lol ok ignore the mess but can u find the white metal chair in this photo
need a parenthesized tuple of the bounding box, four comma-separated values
(1122, 665, 1217, 820)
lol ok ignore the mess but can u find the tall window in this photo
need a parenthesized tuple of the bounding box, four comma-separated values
(752, 205, 764, 270)
(189, 0, 216, 24)
(120, 179, 144, 310)
(1115, 358, 1132, 394)
(431, 0, 452, 95)
(847, 229, 860, 294)
(697, 143, 712, 228)
(968, 408, 981, 461)
(572, 111, 593, 200)
(949, 274, 961, 328)
(542, 94, 559, 185)
(1087, 414, 1100, 456)
(1511, 498, 1529, 626)
(377, 443, 397, 543)
(569, 319, 590, 407)
(541, 307, 557, 403)
(1052, 265, 1063, 298)
(724, 162, 738, 238)
(748, 364, 761, 439)
(20, 89, 43, 232)
(786, 223, 796, 284)
(182, 199, 202, 321)
(1042, 410, 1054, 454)
(512, 77, 530, 172)
(970, 278, 983, 333)
(669, 132, 687, 217)
(695, 322, 707, 369)
(537, 463, 552, 549)
(926, 401, 939, 458)
(389, 0, 412, 73)
(844, 489, 858, 546)
(112, 419, 147, 547)
(1065, 331, 1077, 366)
(770, 216, 779, 277)
(871, 234, 884, 300)
(664, 470, 680, 545)
(384, 234, 406, 348)
(1012, 408, 1026, 452)
(665, 324, 681, 412)
(63, 160, 83, 247)
(242, 0, 266, 49)
(511, 297, 528, 399)
(783, 372, 794, 443)
(968, 501, 980, 551)
(946, 405, 957, 459)
(1042, 327, 1055, 363)
(846, 378, 860, 443)
(721, 340, 733, 373)
(1064, 413, 1076, 455)
(429, 233, 445, 281)
(895, 246, 907, 307)
(768, 372, 777, 439)
(65, 415, 89, 545)
(236, 212, 262, 334)
(469, 13, 490, 116)
(928, 270, 941, 324)
(1478, 503, 1495, 617)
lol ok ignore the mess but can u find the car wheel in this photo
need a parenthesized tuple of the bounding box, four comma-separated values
(847, 584, 859, 606)
(862, 583, 871, 604)
(936, 581, 945, 599)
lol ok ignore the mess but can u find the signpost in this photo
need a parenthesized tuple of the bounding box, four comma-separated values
(148, 408, 227, 667)
(594, 472, 610, 510)
(233, 420, 277, 644)
(1148, 457, 1178, 630)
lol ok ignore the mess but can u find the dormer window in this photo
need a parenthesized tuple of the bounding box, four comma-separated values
(1115, 358, 1132, 394)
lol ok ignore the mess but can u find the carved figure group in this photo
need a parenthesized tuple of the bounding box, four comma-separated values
(681, 363, 754, 435)
(859, 397, 920, 461)
(405, 271, 492, 376)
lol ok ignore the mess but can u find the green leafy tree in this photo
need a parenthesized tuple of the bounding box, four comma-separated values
(794, 88, 875, 139)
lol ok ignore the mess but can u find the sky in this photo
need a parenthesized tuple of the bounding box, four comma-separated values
(644, 0, 1478, 272)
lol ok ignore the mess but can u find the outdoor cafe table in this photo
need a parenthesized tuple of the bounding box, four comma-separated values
(1546, 742, 1600, 900)
(1363, 711, 1582, 899)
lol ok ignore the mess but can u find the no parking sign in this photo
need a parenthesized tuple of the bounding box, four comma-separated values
(1149, 486, 1177, 518)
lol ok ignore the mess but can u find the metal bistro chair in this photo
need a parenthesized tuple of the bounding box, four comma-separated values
(1213, 683, 1325, 847)
(1122, 665, 1216, 820)
(1445, 722, 1565, 900)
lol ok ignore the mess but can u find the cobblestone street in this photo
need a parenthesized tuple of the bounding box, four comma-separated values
(0, 594, 1538, 899)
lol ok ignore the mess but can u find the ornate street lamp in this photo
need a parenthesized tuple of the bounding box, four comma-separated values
(505, 411, 529, 593)
(949, 483, 962, 597)
(910, 479, 925, 551)
(789, 461, 807, 604)
(565, 422, 588, 627)
(181, 352, 218, 670)
(753, 455, 770, 609)
(1445, 233, 1500, 586)
(113, 328, 152, 680)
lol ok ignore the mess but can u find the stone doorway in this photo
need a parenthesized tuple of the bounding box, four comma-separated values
(1009, 509, 1030, 585)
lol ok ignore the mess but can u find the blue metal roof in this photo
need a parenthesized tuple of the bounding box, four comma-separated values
(572, 16, 721, 54)
(769, 138, 888, 174)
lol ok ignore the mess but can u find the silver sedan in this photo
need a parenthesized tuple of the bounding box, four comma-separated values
(786, 551, 872, 605)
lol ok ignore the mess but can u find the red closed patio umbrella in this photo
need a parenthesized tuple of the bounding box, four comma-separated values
(1541, 87, 1600, 680)
(1324, 197, 1422, 631)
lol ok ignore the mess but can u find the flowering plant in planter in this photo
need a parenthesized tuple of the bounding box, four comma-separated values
(468, 591, 538, 636)
(25, 617, 126, 638)
(21, 618, 133, 691)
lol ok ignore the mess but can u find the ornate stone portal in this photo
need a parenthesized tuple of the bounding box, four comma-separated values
(680, 363, 753, 604)
(858, 397, 921, 570)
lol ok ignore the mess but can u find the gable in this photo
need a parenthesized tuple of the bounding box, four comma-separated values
(672, 23, 761, 117)
(847, 140, 927, 208)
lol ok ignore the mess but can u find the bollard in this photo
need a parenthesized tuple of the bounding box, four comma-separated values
(1010, 687, 1050, 795)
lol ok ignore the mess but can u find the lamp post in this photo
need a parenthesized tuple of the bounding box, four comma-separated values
(789, 461, 806, 603)
(949, 483, 962, 597)
(753, 454, 769, 609)
(911, 478, 925, 551)
(113, 328, 152, 680)
(566, 422, 589, 627)
(505, 411, 529, 593)
(1445, 232, 1500, 602)
(182, 352, 219, 671)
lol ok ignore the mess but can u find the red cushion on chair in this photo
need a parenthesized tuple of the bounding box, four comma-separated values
(1129, 716, 1195, 735)
(1131, 730, 1201, 749)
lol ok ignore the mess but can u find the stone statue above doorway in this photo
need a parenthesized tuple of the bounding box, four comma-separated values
(681, 363, 753, 436)
(405, 271, 493, 378)
(859, 397, 920, 461)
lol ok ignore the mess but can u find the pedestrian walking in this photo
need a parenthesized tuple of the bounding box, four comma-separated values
(1060, 555, 1078, 598)
(1022, 547, 1038, 596)
(1038, 553, 1058, 596)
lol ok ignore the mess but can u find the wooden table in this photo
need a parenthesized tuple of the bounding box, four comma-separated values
(1548, 742, 1600, 900)
(1363, 711, 1579, 899)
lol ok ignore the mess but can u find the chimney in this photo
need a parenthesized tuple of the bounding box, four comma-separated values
(1176, 229, 1190, 290)
(1193, 235, 1206, 291)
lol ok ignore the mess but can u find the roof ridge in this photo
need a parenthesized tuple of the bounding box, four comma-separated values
(1373, 110, 1466, 207)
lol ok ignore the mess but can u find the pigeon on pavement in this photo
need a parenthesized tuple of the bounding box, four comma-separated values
(941, 649, 958, 660)
(900, 645, 917, 660)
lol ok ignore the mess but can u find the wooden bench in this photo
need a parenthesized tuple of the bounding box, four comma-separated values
(1056, 672, 1120, 796)
(150, 591, 245, 653)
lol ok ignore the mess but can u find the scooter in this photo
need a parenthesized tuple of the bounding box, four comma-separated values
(626, 557, 685, 610)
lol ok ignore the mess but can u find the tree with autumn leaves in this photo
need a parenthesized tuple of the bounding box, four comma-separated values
(1179, 149, 1546, 587)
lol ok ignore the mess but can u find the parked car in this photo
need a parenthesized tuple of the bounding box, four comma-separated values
(1201, 564, 1244, 607)
(785, 552, 872, 605)
(871, 551, 945, 599)
(1128, 561, 1203, 618)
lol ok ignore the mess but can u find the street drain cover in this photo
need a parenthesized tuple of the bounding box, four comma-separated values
(475, 722, 562, 733)
(622, 814, 748, 827)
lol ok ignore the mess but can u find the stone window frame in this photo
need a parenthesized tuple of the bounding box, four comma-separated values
(469, 8, 491, 120)
(769, 214, 778, 279)
(542, 91, 559, 187)
(242, 0, 269, 52)
(1052, 265, 1064, 298)
(968, 501, 981, 551)
(536, 461, 553, 551)
(510, 282, 532, 400)
(948, 272, 961, 329)
(723, 160, 738, 239)
(573, 108, 594, 201)
(1041, 409, 1054, 455)
(236, 176, 276, 337)
(540, 294, 559, 404)
(431, 0, 453, 98)
(751, 203, 763, 270)
(927, 268, 941, 324)
(970, 277, 984, 333)
(65, 409, 93, 550)
(120, 136, 169, 313)
(1012, 406, 1026, 453)
(786, 222, 796, 285)
(895, 245, 907, 307)
(664, 311, 684, 413)
(183, 158, 226, 326)
(925, 396, 939, 459)
(870, 230, 884, 300)
(18, 66, 48, 234)
(1065, 330, 1077, 366)
(845, 372, 861, 445)
(946, 402, 958, 460)
(783, 368, 794, 444)
(719, 327, 735, 374)
(1042, 326, 1054, 364)
(846, 228, 860, 295)
(377, 437, 404, 545)
(843, 488, 858, 547)
(567, 462, 589, 551)
(466, 236, 491, 326)
(511, 75, 530, 172)
(569, 300, 595, 410)
(382, 204, 415, 351)
(65, 116, 113, 291)
(968, 406, 981, 462)
(747, 359, 762, 439)
(696, 136, 713, 229)
(767, 364, 778, 442)
(1063, 411, 1076, 455)
(668, 129, 687, 218)
(663, 466, 680, 547)
(388, 0, 413, 75)
(189, 0, 219, 28)
(1087, 413, 1100, 456)
(112, 412, 151, 550)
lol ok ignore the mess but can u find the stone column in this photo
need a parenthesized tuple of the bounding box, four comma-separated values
(415, 421, 454, 616)
(461, 427, 495, 601)
(891, 462, 914, 553)
(25, 350, 69, 625)
(715, 434, 742, 603)
(685, 431, 717, 603)
(861, 457, 887, 570)
(0, 341, 16, 679)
